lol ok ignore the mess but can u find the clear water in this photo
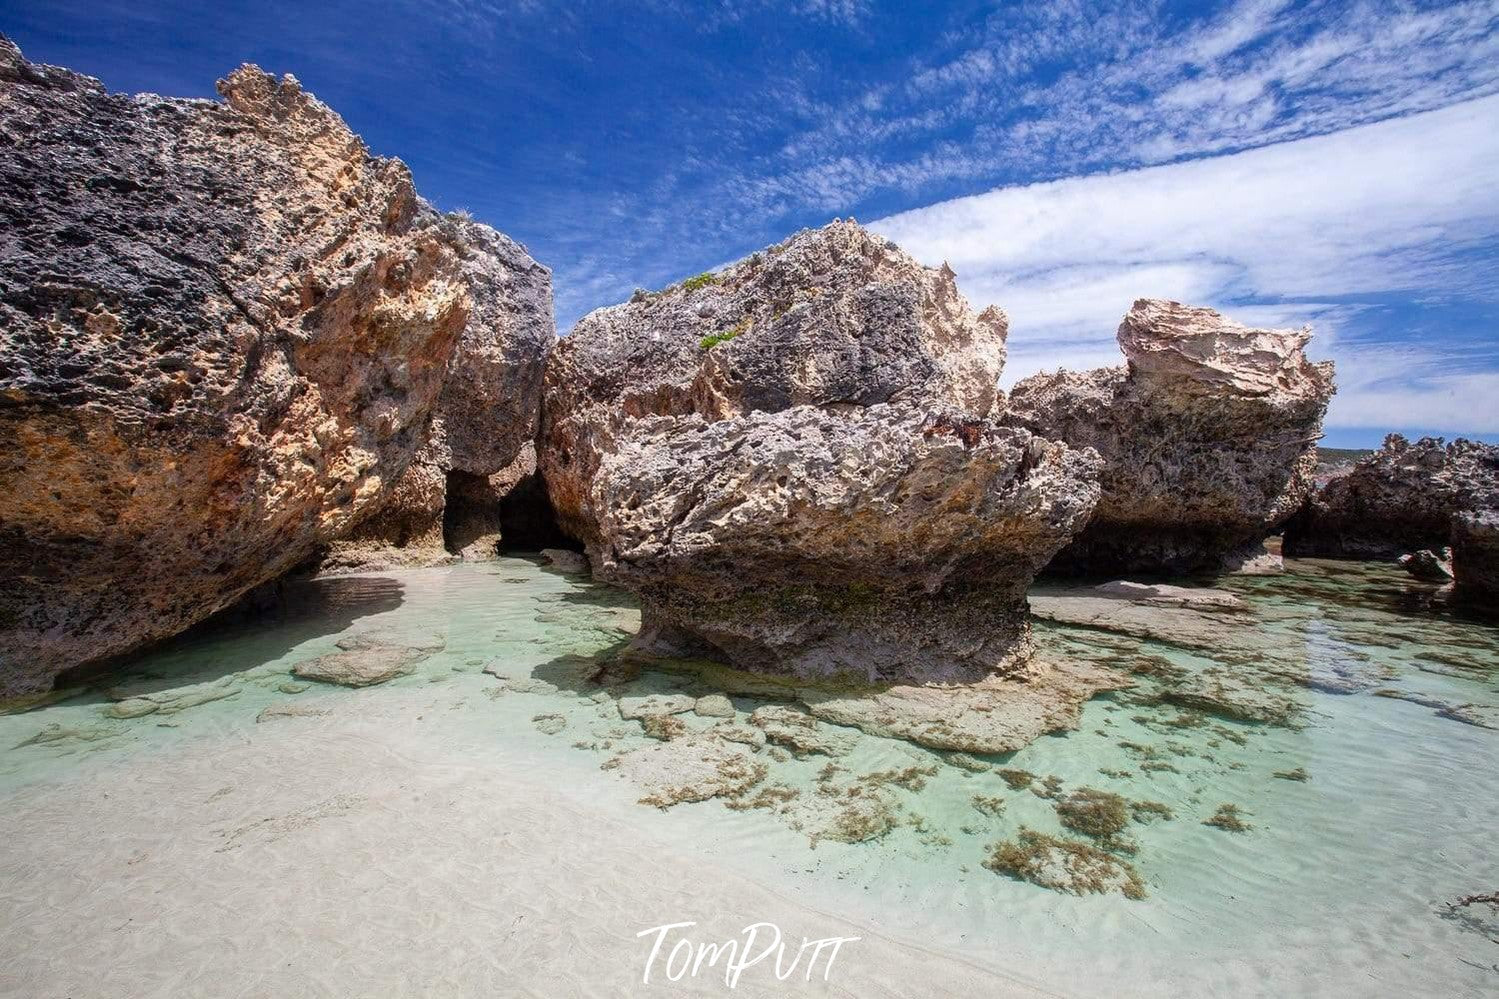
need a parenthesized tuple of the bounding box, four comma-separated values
(2, 556, 1496, 996)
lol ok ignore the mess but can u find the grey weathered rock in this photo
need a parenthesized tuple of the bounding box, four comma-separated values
(604, 735, 767, 808)
(594, 404, 1100, 684)
(1005, 299, 1334, 575)
(1398, 548, 1454, 583)
(540, 219, 1008, 545)
(1091, 581, 1246, 611)
(616, 693, 695, 720)
(1283, 434, 1499, 559)
(539, 221, 1099, 684)
(796, 655, 1130, 754)
(293, 642, 431, 687)
(0, 40, 497, 695)
(0, 40, 552, 695)
(539, 548, 590, 574)
(693, 694, 735, 718)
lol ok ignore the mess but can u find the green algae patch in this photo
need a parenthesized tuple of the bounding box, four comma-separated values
(984, 828, 1147, 900)
(679, 271, 717, 293)
(700, 317, 749, 349)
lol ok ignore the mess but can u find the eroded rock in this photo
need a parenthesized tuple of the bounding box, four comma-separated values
(1005, 299, 1334, 575)
(292, 642, 431, 687)
(539, 220, 1097, 684)
(597, 405, 1099, 684)
(1451, 511, 1499, 610)
(540, 219, 1009, 545)
(1398, 548, 1454, 583)
(796, 656, 1130, 754)
(0, 39, 540, 695)
(1283, 435, 1498, 559)
(319, 219, 555, 571)
(603, 735, 768, 808)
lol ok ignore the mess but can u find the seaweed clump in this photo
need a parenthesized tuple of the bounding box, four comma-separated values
(971, 794, 1007, 818)
(1204, 803, 1252, 832)
(984, 828, 1147, 900)
(996, 768, 1036, 790)
(1055, 788, 1130, 838)
(1130, 800, 1175, 822)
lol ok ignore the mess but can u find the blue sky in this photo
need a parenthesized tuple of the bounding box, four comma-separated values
(4, 0, 1497, 446)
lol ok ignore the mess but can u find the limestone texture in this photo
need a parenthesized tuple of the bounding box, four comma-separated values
(1005, 299, 1335, 575)
(1451, 511, 1499, 609)
(540, 220, 1099, 684)
(0, 38, 542, 695)
(595, 405, 1099, 683)
(539, 219, 1009, 546)
(1282, 435, 1499, 560)
(318, 218, 555, 571)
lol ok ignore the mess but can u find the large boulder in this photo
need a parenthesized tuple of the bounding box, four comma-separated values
(541, 219, 1007, 545)
(1282, 434, 1499, 558)
(594, 405, 1099, 683)
(0, 39, 543, 695)
(540, 220, 1099, 683)
(1004, 299, 1335, 575)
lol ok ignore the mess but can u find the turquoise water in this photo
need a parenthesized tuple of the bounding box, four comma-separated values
(1, 557, 1496, 995)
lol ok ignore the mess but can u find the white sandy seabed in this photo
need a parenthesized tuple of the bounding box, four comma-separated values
(1, 558, 1496, 998)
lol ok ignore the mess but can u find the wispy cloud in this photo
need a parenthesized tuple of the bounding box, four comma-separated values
(870, 94, 1499, 436)
(526, 0, 1498, 326)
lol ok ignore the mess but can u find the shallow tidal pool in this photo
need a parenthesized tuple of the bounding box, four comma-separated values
(2, 556, 1496, 996)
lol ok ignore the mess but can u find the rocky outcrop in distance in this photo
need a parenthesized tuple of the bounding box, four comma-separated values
(1282, 435, 1499, 557)
(0, 38, 549, 696)
(1280, 433, 1498, 609)
(1451, 511, 1499, 609)
(1004, 299, 1335, 576)
(541, 220, 1099, 684)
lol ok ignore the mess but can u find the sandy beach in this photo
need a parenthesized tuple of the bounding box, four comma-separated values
(0, 686, 1050, 999)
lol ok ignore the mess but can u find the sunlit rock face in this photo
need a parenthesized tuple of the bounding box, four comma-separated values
(1004, 299, 1336, 576)
(0, 39, 541, 695)
(1283, 434, 1499, 559)
(539, 220, 1099, 683)
(319, 215, 555, 572)
(594, 405, 1100, 683)
(540, 219, 1009, 546)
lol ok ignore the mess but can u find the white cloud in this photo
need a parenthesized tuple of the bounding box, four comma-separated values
(870, 94, 1499, 434)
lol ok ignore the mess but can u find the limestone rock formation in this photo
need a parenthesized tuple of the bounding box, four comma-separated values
(1004, 299, 1335, 575)
(593, 404, 1099, 683)
(1282, 435, 1499, 559)
(319, 215, 555, 571)
(1451, 511, 1498, 609)
(540, 219, 1008, 545)
(540, 221, 1099, 684)
(0, 39, 543, 695)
